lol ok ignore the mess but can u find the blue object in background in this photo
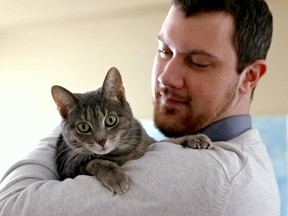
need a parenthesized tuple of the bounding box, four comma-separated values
(253, 116, 287, 216)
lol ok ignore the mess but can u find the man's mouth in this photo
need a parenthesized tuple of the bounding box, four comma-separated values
(158, 93, 190, 107)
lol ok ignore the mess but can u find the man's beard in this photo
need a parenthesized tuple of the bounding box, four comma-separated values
(153, 101, 207, 137)
(153, 80, 238, 138)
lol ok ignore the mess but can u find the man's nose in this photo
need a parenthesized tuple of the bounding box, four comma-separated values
(158, 57, 184, 89)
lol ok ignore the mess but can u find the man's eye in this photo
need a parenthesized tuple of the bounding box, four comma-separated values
(189, 56, 211, 69)
(158, 48, 167, 54)
(158, 48, 172, 58)
(191, 62, 209, 68)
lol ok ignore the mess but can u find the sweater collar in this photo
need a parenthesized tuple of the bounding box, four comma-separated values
(198, 115, 252, 142)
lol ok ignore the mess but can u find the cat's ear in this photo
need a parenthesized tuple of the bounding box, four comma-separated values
(51, 85, 78, 118)
(102, 67, 125, 101)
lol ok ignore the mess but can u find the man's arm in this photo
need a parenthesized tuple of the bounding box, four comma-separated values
(0, 128, 227, 216)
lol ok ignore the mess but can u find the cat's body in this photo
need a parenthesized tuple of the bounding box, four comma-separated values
(52, 67, 213, 194)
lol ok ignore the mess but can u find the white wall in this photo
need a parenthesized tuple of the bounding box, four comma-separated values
(0, 1, 287, 178)
(252, 0, 288, 115)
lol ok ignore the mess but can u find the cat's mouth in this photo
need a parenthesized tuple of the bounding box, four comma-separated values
(86, 143, 116, 155)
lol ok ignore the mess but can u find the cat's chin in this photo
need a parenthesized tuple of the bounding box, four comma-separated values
(93, 149, 111, 155)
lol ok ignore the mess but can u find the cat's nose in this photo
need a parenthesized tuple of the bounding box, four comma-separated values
(97, 139, 106, 147)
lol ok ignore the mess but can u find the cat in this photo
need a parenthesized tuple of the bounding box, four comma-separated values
(51, 67, 213, 194)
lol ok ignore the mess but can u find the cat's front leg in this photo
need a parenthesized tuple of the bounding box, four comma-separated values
(164, 134, 213, 149)
(83, 159, 129, 194)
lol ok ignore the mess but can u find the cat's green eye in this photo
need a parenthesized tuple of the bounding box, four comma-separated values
(104, 114, 118, 128)
(77, 122, 92, 134)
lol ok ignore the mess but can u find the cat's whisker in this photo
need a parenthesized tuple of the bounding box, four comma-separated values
(64, 149, 84, 173)
(54, 146, 71, 166)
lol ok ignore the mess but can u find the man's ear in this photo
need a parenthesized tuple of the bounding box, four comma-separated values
(238, 59, 267, 94)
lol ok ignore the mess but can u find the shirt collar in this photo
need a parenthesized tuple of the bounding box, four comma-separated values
(198, 115, 252, 142)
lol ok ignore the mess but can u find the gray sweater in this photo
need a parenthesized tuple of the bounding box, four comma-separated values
(0, 127, 280, 216)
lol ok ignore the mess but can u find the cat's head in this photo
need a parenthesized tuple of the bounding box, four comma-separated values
(51, 67, 139, 155)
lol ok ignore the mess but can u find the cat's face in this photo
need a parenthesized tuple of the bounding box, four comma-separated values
(52, 67, 138, 156)
(62, 101, 133, 155)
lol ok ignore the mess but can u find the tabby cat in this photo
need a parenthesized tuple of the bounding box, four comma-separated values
(51, 67, 213, 194)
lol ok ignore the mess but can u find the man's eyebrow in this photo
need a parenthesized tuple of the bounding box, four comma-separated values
(157, 34, 219, 60)
(189, 50, 218, 59)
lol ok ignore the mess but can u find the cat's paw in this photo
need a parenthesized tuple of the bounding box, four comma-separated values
(84, 159, 129, 194)
(180, 134, 213, 149)
(101, 168, 129, 194)
(166, 134, 213, 149)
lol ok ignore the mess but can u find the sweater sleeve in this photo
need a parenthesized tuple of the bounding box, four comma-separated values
(0, 126, 227, 216)
(0, 128, 279, 216)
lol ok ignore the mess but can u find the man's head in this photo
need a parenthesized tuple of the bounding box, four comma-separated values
(172, 0, 273, 75)
(152, 0, 273, 137)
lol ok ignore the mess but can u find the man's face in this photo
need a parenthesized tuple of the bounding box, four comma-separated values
(152, 6, 241, 137)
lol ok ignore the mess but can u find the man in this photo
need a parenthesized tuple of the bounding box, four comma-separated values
(0, 0, 280, 215)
